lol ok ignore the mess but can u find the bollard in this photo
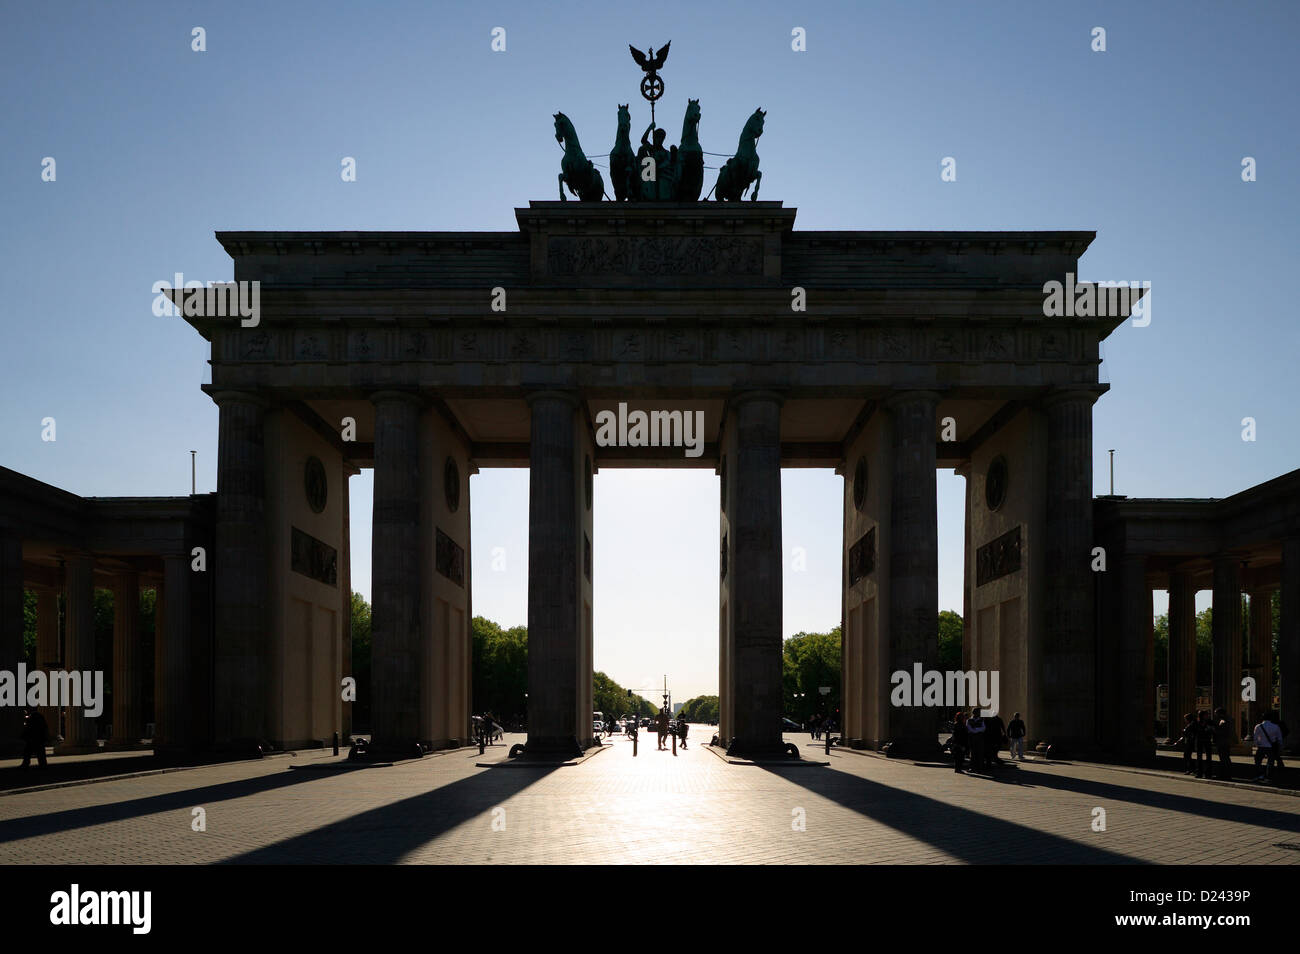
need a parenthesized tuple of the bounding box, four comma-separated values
(332, 731, 339, 757)
(479, 729, 486, 755)
(672, 728, 677, 756)
(633, 729, 638, 757)
(825, 730, 831, 756)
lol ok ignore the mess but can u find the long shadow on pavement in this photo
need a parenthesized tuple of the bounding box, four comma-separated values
(221, 763, 557, 864)
(0, 767, 324, 843)
(981, 763, 1300, 836)
(760, 762, 1142, 863)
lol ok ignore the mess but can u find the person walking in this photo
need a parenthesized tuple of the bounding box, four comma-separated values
(678, 720, 689, 749)
(950, 711, 969, 774)
(1194, 710, 1213, 778)
(1213, 707, 1234, 780)
(656, 708, 670, 750)
(985, 711, 1007, 766)
(967, 709, 987, 773)
(19, 706, 48, 769)
(1174, 712, 1197, 774)
(1007, 712, 1027, 761)
(1253, 711, 1284, 782)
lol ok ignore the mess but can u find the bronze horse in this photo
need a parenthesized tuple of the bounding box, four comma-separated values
(714, 107, 764, 201)
(554, 111, 604, 202)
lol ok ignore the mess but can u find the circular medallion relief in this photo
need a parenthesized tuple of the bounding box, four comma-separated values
(853, 457, 868, 512)
(985, 455, 1009, 512)
(444, 456, 460, 513)
(304, 456, 327, 514)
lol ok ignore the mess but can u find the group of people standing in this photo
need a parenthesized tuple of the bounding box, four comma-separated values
(808, 714, 837, 741)
(947, 710, 1028, 774)
(1174, 708, 1287, 782)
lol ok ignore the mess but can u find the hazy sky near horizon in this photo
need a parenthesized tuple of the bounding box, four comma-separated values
(2, 2, 1297, 702)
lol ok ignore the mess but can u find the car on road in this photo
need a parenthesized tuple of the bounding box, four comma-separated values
(781, 717, 802, 732)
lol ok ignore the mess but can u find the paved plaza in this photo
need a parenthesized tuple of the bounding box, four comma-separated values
(2, 728, 1299, 865)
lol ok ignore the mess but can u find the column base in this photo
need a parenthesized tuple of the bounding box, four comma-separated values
(724, 738, 793, 759)
(520, 737, 584, 760)
(106, 739, 151, 751)
(1033, 739, 1104, 761)
(880, 739, 942, 760)
(53, 742, 101, 756)
(353, 739, 427, 762)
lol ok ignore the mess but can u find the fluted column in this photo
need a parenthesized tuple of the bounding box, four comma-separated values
(341, 462, 357, 742)
(155, 555, 191, 752)
(370, 391, 424, 754)
(59, 553, 98, 753)
(1281, 538, 1300, 753)
(1211, 553, 1243, 739)
(213, 391, 269, 745)
(885, 391, 939, 757)
(1248, 588, 1274, 729)
(722, 391, 785, 757)
(955, 463, 973, 673)
(1116, 555, 1153, 762)
(1167, 571, 1197, 733)
(110, 572, 142, 746)
(525, 391, 584, 757)
(0, 529, 22, 755)
(1039, 390, 1098, 754)
(35, 585, 60, 740)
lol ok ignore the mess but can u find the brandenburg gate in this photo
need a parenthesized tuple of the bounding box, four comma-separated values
(185, 201, 1127, 759)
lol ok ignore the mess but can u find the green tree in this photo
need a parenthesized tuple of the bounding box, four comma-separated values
(471, 616, 528, 723)
(937, 610, 962, 671)
(678, 695, 719, 723)
(783, 626, 841, 722)
(350, 591, 372, 731)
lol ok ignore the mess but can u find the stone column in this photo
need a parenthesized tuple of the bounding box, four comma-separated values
(1039, 390, 1098, 755)
(110, 572, 142, 746)
(1211, 553, 1243, 739)
(724, 392, 785, 757)
(1248, 588, 1274, 729)
(341, 463, 357, 742)
(525, 391, 584, 757)
(155, 554, 191, 753)
(1281, 538, 1300, 753)
(59, 553, 98, 753)
(213, 391, 269, 746)
(1116, 555, 1153, 762)
(884, 391, 939, 757)
(955, 463, 973, 674)
(1167, 571, 1197, 733)
(35, 585, 60, 740)
(370, 391, 425, 755)
(0, 529, 23, 755)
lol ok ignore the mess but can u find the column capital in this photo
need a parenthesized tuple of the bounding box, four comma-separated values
(211, 389, 271, 410)
(729, 389, 785, 410)
(1040, 388, 1102, 411)
(525, 389, 581, 409)
(370, 389, 426, 408)
(883, 389, 942, 411)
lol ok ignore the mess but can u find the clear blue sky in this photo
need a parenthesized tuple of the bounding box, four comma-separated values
(2, 1, 1296, 701)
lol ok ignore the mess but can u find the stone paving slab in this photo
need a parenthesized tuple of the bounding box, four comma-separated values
(1, 731, 1298, 865)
